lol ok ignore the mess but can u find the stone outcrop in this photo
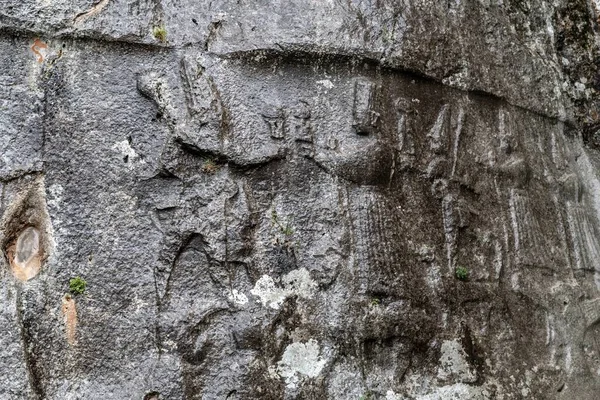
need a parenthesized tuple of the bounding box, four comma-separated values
(1, 1, 600, 399)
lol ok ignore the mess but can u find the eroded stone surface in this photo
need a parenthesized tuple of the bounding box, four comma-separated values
(14, 227, 39, 265)
(10, 226, 41, 281)
(1, 1, 600, 399)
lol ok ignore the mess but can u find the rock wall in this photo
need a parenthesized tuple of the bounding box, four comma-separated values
(1, 1, 600, 399)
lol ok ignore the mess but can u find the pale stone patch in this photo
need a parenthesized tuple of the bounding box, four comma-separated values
(163, 339, 178, 351)
(282, 267, 318, 298)
(47, 184, 64, 210)
(326, 361, 364, 399)
(74, 0, 111, 25)
(112, 140, 144, 169)
(112, 140, 137, 159)
(132, 295, 148, 314)
(9, 227, 42, 281)
(15, 227, 40, 266)
(437, 339, 476, 383)
(415, 383, 489, 400)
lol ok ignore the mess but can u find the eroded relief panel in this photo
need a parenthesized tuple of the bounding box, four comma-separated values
(2, 35, 600, 398)
(129, 52, 600, 398)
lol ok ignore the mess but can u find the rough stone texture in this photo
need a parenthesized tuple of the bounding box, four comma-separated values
(1, 1, 600, 399)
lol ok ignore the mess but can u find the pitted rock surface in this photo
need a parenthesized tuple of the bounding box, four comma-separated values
(2, 1, 600, 399)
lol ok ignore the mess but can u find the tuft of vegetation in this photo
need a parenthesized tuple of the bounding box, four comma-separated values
(271, 210, 293, 236)
(370, 298, 380, 307)
(455, 266, 469, 281)
(69, 276, 87, 295)
(152, 25, 167, 43)
(270, 209, 295, 251)
(359, 392, 372, 400)
(201, 158, 219, 174)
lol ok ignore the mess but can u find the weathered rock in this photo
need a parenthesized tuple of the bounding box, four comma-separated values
(1, 1, 600, 399)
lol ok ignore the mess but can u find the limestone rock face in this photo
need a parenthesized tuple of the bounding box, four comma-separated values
(1, 1, 600, 399)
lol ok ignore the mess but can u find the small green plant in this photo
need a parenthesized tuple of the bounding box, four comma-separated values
(370, 298, 380, 307)
(271, 210, 293, 236)
(359, 392, 372, 400)
(270, 209, 295, 251)
(201, 158, 219, 174)
(455, 266, 469, 281)
(69, 276, 87, 295)
(282, 224, 293, 236)
(152, 25, 167, 43)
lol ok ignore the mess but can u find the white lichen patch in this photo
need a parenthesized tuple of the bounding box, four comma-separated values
(250, 275, 288, 309)
(415, 383, 489, 400)
(273, 339, 327, 389)
(112, 140, 144, 169)
(227, 289, 249, 305)
(437, 339, 476, 383)
(316, 79, 335, 89)
(441, 68, 469, 91)
(250, 268, 317, 309)
(112, 140, 137, 158)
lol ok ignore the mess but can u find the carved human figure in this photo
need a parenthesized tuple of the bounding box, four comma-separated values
(395, 97, 417, 171)
(494, 109, 560, 271)
(313, 78, 395, 185)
